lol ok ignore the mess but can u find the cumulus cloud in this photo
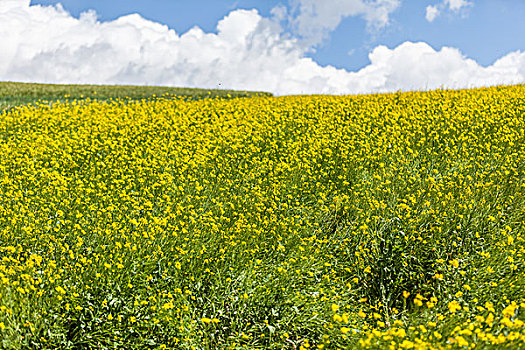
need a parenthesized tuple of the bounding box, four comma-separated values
(426, 0, 473, 22)
(287, 0, 401, 46)
(353, 42, 524, 92)
(0, 0, 524, 95)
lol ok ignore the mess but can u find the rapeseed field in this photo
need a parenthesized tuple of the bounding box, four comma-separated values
(0, 85, 524, 349)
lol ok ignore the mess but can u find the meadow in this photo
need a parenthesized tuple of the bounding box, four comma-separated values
(0, 83, 524, 349)
(0, 81, 271, 112)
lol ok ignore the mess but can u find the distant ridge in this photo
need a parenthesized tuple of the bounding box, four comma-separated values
(0, 81, 273, 111)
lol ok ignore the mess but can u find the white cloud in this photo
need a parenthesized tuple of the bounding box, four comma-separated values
(288, 0, 401, 46)
(445, 0, 472, 11)
(425, 5, 440, 22)
(426, 0, 473, 22)
(354, 42, 524, 92)
(0, 0, 524, 95)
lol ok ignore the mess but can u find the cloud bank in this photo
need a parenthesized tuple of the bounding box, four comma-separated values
(1, 0, 524, 95)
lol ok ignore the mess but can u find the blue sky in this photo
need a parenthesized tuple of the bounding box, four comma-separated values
(1, 0, 524, 94)
(31, 0, 525, 71)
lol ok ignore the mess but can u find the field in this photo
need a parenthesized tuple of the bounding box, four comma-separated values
(0, 83, 524, 349)
(0, 81, 271, 112)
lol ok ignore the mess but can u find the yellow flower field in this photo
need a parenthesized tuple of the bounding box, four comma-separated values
(0, 85, 524, 349)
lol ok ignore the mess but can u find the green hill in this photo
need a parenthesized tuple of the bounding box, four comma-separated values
(0, 81, 272, 111)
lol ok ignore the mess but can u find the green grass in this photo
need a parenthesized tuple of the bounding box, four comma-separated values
(0, 81, 272, 112)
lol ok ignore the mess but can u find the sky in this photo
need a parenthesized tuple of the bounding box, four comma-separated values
(1, 0, 524, 95)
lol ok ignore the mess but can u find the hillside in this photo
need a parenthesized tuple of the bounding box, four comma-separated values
(0, 85, 524, 349)
(0, 81, 272, 111)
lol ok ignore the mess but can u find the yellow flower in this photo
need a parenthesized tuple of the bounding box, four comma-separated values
(55, 286, 66, 295)
(399, 340, 415, 349)
(501, 317, 514, 328)
(162, 302, 174, 310)
(448, 300, 461, 314)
